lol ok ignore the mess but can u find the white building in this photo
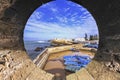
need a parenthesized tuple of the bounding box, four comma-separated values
(74, 38, 85, 42)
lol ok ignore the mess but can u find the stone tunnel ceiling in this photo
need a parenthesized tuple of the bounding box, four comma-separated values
(0, 0, 120, 80)
(0, 0, 120, 60)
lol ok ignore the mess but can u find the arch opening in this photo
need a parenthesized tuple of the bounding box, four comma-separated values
(1, 0, 120, 80)
(23, 0, 99, 79)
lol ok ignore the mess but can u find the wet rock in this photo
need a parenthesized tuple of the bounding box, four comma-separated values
(34, 47, 43, 52)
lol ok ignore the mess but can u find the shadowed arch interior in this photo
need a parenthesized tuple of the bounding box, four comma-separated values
(0, 0, 120, 80)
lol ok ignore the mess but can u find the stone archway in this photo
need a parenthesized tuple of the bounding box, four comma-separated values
(0, 0, 120, 80)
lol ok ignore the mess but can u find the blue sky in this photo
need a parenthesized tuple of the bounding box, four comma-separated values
(24, 0, 98, 41)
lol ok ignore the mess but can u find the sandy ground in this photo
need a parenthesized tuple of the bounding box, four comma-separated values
(44, 59, 66, 79)
(43, 50, 95, 80)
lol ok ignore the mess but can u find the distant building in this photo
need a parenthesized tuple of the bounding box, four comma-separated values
(74, 38, 85, 42)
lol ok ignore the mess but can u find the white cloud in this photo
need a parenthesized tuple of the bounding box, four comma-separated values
(64, 7, 70, 12)
(24, 1, 99, 40)
(24, 16, 98, 40)
(50, 7, 58, 12)
(28, 11, 43, 23)
(56, 16, 68, 23)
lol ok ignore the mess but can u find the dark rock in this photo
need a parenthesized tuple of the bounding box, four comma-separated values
(34, 47, 43, 52)
(0, 60, 5, 65)
(114, 54, 120, 62)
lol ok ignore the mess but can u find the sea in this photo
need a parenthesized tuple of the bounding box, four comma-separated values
(24, 40, 51, 60)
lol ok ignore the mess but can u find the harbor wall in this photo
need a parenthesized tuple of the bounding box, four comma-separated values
(33, 48, 50, 69)
(33, 44, 83, 69)
(47, 44, 91, 54)
(32, 44, 92, 69)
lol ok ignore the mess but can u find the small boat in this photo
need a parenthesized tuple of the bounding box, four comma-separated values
(63, 55, 91, 72)
(64, 61, 78, 66)
(63, 55, 78, 61)
(83, 43, 98, 49)
(77, 55, 91, 60)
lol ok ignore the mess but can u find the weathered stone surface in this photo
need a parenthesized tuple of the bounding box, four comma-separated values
(66, 74, 78, 80)
(0, 0, 120, 80)
(86, 60, 120, 80)
(105, 61, 120, 72)
(0, 0, 11, 17)
(75, 68, 94, 80)
(0, 50, 54, 80)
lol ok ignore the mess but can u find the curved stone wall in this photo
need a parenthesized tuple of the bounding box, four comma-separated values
(0, 0, 120, 80)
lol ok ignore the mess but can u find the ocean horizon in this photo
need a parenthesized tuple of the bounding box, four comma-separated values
(24, 40, 51, 60)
